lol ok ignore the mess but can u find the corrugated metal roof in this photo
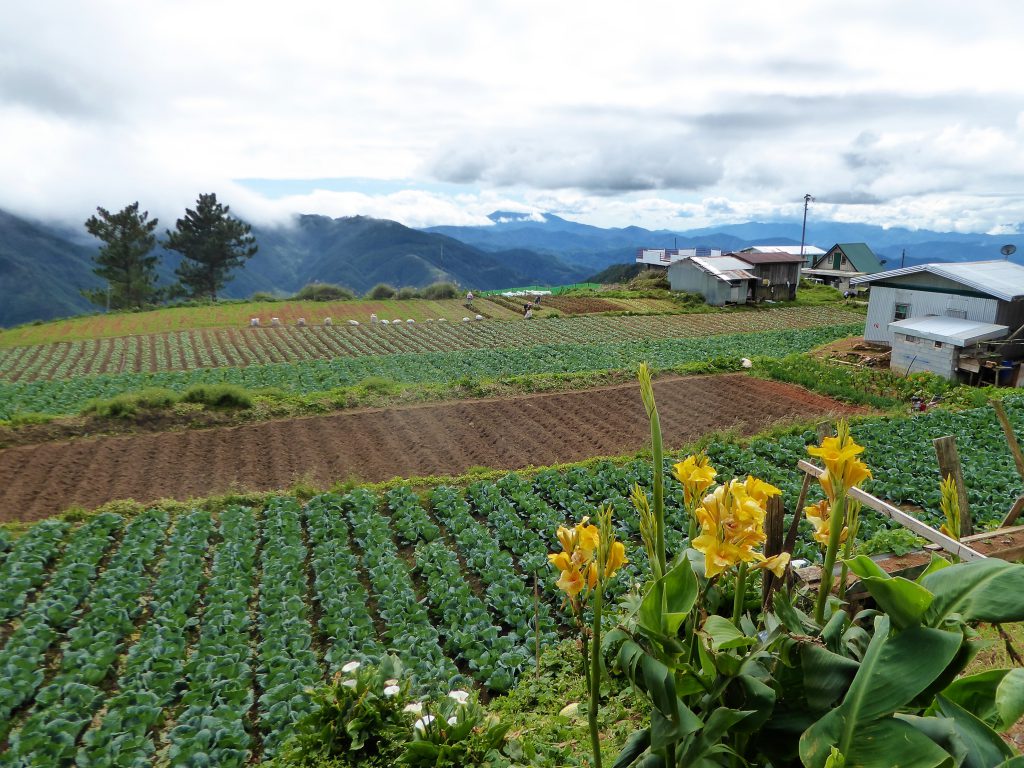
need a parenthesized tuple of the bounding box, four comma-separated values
(746, 245, 826, 256)
(824, 243, 885, 273)
(889, 316, 1008, 346)
(730, 251, 805, 264)
(851, 260, 1024, 301)
(691, 255, 756, 282)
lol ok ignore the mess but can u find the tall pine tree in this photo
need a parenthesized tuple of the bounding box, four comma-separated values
(165, 193, 258, 301)
(83, 202, 161, 310)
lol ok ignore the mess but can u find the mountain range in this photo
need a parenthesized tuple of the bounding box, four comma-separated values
(0, 207, 1019, 328)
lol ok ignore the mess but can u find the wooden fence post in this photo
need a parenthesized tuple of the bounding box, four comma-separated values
(762, 496, 785, 610)
(933, 435, 973, 538)
(991, 400, 1024, 482)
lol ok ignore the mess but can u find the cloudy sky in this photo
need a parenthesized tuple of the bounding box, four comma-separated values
(3, 1, 1023, 234)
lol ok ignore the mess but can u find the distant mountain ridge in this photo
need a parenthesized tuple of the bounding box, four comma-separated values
(0, 206, 1019, 327)
(0, 211, 591, 327)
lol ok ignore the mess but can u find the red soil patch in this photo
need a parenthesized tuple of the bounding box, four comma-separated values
(541, 296, 624, 314)
(0, 375, 860, 522)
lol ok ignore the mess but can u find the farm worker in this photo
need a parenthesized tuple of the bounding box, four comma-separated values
(466, 291, 474, 303)
(524, 307, 533, 320)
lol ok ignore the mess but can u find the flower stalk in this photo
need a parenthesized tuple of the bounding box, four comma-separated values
(808, 420, 871, 625)
(638, 364, 666, 577)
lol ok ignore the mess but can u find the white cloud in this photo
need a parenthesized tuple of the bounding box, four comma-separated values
(0, 0, 1022, 234)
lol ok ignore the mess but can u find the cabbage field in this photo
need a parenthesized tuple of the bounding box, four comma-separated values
(1, 396, 1022, 764)
(0, 306, 863, 382)
(0, 324, 861, 418)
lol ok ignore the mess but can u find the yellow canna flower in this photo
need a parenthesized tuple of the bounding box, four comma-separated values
(556, 568, 585, 597)
(556, 526, 576, 553)
(586, 562, 599, 590)
(743, 476, 782, 505)
(754, 552, 791, 579)
(673, 454, 718, 506)
(805, 499, 847, 546)
(548, 551, 572, 571)
(692, 533, 743, 578)
(691, 478, 778, 578)
(576, 523, 600, 558)
(605, 540, 627, 577)
(808, 422, 871, 498)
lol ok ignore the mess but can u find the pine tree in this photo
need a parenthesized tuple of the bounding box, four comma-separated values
(165, 193, 258, 301)
(83, 202, 161, 310)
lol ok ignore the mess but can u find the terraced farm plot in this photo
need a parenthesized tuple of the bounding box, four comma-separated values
(0, 298, 524, 348)
(0, 375, 859, 521)
(0, 306, 864, 382)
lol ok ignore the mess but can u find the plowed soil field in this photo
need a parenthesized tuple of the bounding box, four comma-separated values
(0, 375, 860, 521)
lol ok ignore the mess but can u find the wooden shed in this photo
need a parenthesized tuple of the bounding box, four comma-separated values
(728, 251, 803, 301)
(667, 256, 756, 306)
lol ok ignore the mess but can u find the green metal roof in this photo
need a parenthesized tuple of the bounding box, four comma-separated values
(816, 243, 884, 273)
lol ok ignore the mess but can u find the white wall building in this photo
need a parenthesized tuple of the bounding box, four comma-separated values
(852, 260, 1024, 345)
(889, 316, 1009, 380)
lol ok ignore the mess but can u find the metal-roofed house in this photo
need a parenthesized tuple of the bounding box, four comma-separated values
(852, 260, 1024, 382)
(635, 247, 723, 268)
(727, 251, 804, 301)
(667, 255, 757, 305)
(804, 243, 885, 291)
(740, 244, 827, 263)
(887, 316, 1010, 380)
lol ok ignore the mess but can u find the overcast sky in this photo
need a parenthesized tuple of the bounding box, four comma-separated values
(3, 1, 1023, 234)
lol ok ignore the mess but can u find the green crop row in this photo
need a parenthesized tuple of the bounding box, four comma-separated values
(0, 324, 861, 419)
(0, 306, 864, 382)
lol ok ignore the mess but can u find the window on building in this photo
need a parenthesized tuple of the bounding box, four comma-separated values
(946, 308, 967, 319)
(894, 303, 911, 321)
(934, 341, 943, 349)
(833, 253, 842, 270)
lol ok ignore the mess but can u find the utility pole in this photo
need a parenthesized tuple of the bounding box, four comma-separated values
(799, 194, 814, 265)
(901, 248, 906, 268)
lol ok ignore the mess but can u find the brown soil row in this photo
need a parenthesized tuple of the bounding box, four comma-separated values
(0, 375, 860, 523)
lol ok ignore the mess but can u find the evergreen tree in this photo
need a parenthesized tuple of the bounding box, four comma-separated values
(83, 202, 161, 309)
(165, 193, 258, 300)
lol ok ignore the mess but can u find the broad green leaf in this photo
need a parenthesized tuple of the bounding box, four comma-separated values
(996, 667, 1024, 733)
(645, 558, 698, 637)
(801, 644, 861, 711)
(801, 615, 962, 764)
(845, 555, 890, 581)
(821, 610, 848, 652)
(935, 695, 1013, 767)
(896, 714, 969, 765)
(612, 728, 651, 768)
(916, 554, 951, 582)
(940, 669, 1007, 725)
(995, 758, 1024, 767)
(801, 714, 953, 768)
(703, 615, 756, 651)
(923, 559, 1024, 625)
(856, 576, 934, 630)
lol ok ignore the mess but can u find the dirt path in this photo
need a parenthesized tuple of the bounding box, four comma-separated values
(0, 375, 860, 522)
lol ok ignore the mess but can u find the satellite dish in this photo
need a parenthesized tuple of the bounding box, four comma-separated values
(1001, 244, 1017, 257)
